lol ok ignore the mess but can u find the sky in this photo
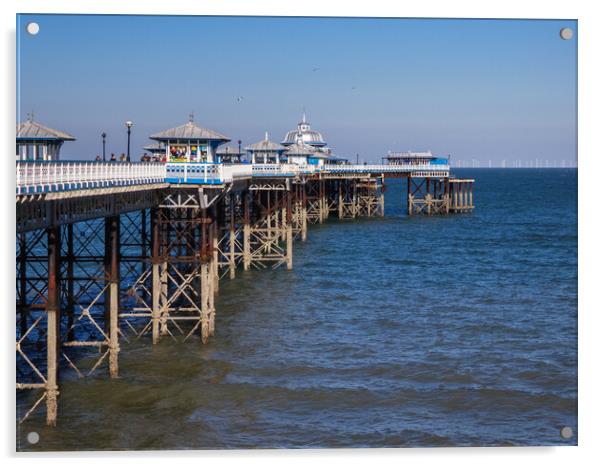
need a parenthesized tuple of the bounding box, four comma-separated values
(16, 15, 577, 165)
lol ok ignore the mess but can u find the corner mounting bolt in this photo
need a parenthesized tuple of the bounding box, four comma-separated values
(26, 22, 40, 35)
(560, 28, 573, 40)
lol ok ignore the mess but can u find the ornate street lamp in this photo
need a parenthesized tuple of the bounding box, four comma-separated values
(101, 132, 107, 161)
(125, 121, 133, 162)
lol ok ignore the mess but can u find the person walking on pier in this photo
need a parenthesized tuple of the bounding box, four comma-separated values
(109, 153, 117, 162)
(119, 153, 126, 162)
(94, 155, 101, 161)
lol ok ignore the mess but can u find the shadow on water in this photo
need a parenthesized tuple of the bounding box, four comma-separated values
(17, 169, 577, 451)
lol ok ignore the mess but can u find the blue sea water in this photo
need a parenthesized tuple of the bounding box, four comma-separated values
(19, 168, 577, 450)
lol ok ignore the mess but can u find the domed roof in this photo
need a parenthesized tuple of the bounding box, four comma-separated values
(282, 112, 327, 147)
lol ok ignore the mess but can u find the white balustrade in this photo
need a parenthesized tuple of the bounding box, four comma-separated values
(16, 160, 450, 195)
(321, 164, 449, 173)
(16, 161, 167, 195)
(251, 163, 300, 176)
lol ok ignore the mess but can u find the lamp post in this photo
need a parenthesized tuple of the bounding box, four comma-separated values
(238, 139, 242, 162)
(101, 132, 107, 161)
(125, 121, 133, 162)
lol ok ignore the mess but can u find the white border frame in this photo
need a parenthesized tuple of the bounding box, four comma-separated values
(2, 1, 600, 464)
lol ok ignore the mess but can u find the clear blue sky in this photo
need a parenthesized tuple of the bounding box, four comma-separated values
(17, 15, 577, 164)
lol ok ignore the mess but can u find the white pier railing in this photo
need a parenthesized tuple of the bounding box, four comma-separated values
(164, 163, 252, 184)
(16, 161, 166, 195)
(16, 161, 451, 195)
(322, 163, 450, 174)
(251, 163, 301, 177)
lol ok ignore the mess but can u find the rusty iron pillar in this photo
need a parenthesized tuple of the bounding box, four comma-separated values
(104, 215, 121, 378)
(46, 226, 61, 426)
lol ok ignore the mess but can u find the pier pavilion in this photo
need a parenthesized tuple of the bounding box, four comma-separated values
(245, 132, 286, 164)
(282, 112, 344, 166)
(16, 117, 76, 161)
(149, 115, 230, 163)
(285, 142, 321, 165)
(282, 112, 328, 150)
(385, 150, 448, 167)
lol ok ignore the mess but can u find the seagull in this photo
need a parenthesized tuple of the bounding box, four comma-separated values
(236, 96, 244, 103)
(351, 86, 357, 90)
(312, 67, 320, 72)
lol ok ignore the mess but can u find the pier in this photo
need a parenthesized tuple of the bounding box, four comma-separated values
(16, 121, 474, 427)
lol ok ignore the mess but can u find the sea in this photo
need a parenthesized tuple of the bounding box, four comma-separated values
(17, 168, 578, 450)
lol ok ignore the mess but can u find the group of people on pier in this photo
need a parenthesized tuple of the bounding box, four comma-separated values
(93, 152, 162, 163)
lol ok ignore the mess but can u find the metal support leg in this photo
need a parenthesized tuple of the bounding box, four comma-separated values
(211, 219, 219, 295)
(18, 233, 28, 337)
(301, 187, 308, 241)
(243, 192, 251, 271)
(407, 177, 413, 216)
(286, 191, 293, 270)
(469, 184, 473, 208)
(46, 226, 60, 426)
(104, 216, 120, 379)
(229, 195, 236, 279)
(319, 180, 325, 224)
(338, 180, 343, 219)
(380, 175, 386, 217)
(208, 258, 216, 337)
(65, 225, 75, 341)
(151, 208, 161, 344)
(200, 263, 210, 344)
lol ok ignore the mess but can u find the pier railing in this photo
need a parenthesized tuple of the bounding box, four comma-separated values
(16, 161, 166, 195)
(322, 163, 449, 174)
(165, 163, 252, 184)
(16, 161, 451, 195)
(251, 163, 301, 177)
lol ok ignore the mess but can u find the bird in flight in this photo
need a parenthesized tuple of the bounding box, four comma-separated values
(236, 96, 244, 103)
(312, 67, 320, 72)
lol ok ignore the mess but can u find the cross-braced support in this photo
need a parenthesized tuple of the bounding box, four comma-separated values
(327, 176, 385, 219)
(305, 177, 328, 224)
(17, 214, 131, 425)
(291, 180, 308, 241)
(114, 190, 220, 345)
(17, 230, 51, 425)
(118, 210, 154, 340)
(59, 219, 117, 379)
(215, 192, 245, 279)
(144, 189, 218, 344)
(357, 176, 385, 217)
(242, 181, 293, 270)
(15, 227, 61, 426)
(407, 176, 451, 215)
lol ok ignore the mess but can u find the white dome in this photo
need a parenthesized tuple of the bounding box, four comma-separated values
(282, 113, 327, 147)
